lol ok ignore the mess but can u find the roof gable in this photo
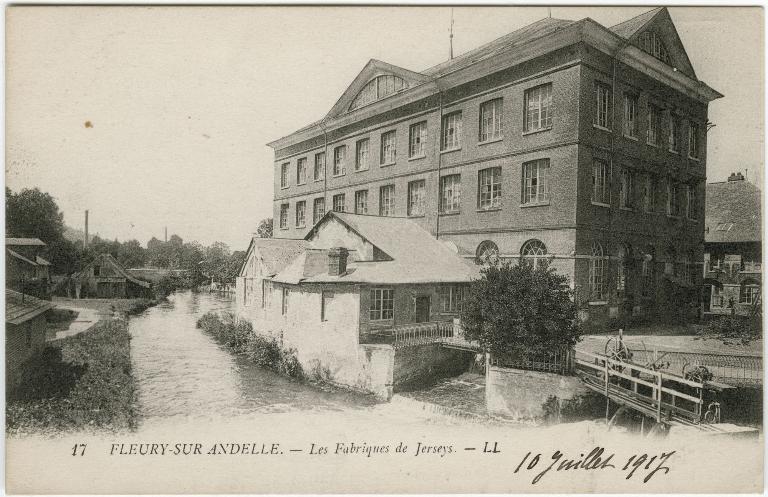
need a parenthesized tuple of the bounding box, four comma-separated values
(74, 253, 151, 288)
(239, 237, 309, 277)
(610, 7, 697, 79)
(324, 59, 431, 120)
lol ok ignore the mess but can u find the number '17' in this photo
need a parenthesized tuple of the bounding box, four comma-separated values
(71, 444, 86, 456)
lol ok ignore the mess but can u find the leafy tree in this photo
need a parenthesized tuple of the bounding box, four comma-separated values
(460, 260, 581, 358)
(256, 218, 273, 238)
(117, 239, 147, 268)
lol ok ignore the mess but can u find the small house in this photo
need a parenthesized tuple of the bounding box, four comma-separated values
(6, 238, 51, 298)
(6, 289, 54, 388)
(70, 253, 152, 299)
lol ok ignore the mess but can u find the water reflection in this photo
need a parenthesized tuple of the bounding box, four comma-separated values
(129, 291, 374, 423)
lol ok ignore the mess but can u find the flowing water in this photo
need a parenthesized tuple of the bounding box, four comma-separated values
(129, 290, 376, 423)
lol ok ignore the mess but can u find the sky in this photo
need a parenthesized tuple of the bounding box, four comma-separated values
(6, 6, 763, 249)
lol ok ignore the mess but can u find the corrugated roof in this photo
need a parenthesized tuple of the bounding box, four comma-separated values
(274, 213, 479, 285)
(705, 180, 762, 244)
(6, 289, 54, 325)
(609, 7, 663, 39)
(250, 238, 310, 276)
(7, 249, 37, 266)
(422, 17, 574, 78)
(6, 237, 46, 246)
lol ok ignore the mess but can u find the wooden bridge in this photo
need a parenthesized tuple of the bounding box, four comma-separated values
(574, 348, 733, 430)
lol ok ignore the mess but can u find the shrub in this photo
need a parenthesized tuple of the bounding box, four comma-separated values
(698, 314, 761, 345)
(10, 347, 87, 401)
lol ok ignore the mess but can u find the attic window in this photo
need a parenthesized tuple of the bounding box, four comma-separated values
(638, 31, 669, 64)
(349, 75, 407, 111)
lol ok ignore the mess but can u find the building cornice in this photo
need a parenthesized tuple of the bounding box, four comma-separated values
(268, 18, 722, 152)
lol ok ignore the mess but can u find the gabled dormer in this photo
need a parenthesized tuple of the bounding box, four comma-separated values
(611, 7, 697, 79)
(324, 59, 432, 119)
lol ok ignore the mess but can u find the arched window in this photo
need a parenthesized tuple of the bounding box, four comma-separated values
(349, 75, 407, 111)
(638, 31, 670, 64)
(476, 240, 499, 265)
(616, 243, 631, 292)
(589, 242, 607, 301)
(520, 239, 547, 269)
(664, 247, 677, 276)
(641, 245, 655, 297)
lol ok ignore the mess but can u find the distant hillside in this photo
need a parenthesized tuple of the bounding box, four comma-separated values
(63, 225, 99, 244)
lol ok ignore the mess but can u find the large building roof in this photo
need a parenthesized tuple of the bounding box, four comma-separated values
(273, 212, 479, 285)
(705, 178, 762, 244)
(6, 289, 54, 325)
(73, 253, 151, 288)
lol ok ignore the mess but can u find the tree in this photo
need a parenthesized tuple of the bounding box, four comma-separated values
(256, 218, 273, 239)
(117, 239, 147, 269)
(460, 260, 581, 358)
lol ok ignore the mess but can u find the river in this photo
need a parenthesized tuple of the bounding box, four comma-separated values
(129, 290, 377, 423)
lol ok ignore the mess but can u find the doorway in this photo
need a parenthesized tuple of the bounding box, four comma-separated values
(414, 296, 430, 323)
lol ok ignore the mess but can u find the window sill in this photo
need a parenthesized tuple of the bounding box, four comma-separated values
(522, 127, 552, 136)
(313, 178, 324, 183)
(332, 173, 346, 178)
(439, 211, 461, 216)
(279, 227, 289, 230)
(296, 182, 306, 186)
(669, 149, 680, 155)
(591, 201, 610, 208)
(646, 142, 660, 148)
(280, 186, 290, 190)
(667, 215, 681, 219)
(593, 124, 611, 133)
(380, 162, 396, 168)
(295, 225, 306, 229)
(440, 147, 462, 154)
(623, 134, 639, 142)
(408, 154, 426, 161)
(408, 214, 426, 218)
(520, 201, 550, 208)
(619, 206, 634, 212)
(477, 207, 502, 213)
(588, 301, 608, 306)
(478, 137, 504, 145)
(688, 156, 700, 162)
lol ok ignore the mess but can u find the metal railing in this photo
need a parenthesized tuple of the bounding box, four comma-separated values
(390, 321, 455, 348)
(628, 349, 763, 387)
(490, 347, 573, 375)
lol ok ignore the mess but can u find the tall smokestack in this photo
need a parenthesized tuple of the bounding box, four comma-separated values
(164, 226, 168, 242)
(84, 210, 89, 247)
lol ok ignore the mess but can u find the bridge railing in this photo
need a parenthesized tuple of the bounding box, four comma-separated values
(628, 349, 762, 387)
(490, 347, 573, 375)
(574, 349, 705, 425)
(390, 321, 455, 348)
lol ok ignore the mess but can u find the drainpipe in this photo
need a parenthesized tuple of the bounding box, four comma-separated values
(320, 121, 329, 212)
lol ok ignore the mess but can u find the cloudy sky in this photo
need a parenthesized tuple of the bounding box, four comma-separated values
(6, 6, 763, 249)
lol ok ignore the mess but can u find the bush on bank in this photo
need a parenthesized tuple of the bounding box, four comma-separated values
(7, 320, 137, 434)
(196, 312, 303, 379)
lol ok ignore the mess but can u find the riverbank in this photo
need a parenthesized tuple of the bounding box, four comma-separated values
(7, 319, 138, 435)
(52, 296, 159, 316)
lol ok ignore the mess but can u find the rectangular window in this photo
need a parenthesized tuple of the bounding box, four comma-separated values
(295, 201, 306, 227)
(524, 84, 553, 132)
(369, 288, 394, 321)
(407, 180, 426, 217)
(296, 157, 307, 185)
(332, 193, 345, 212)
(280, 162, 290, 188)
(740, 285, 759, 305)
(687, 184, 697, 219)
(321, 291, 333, 321)
(313, 197, 325, 224)
(590, 256, 606, 301)
(380, 130, 397, 165)
(354, 190, 368, 214)
(711, 285, 724, 307)
(409, 121, 427, 158)
(281, 287, 289, 315)
(592, 159, 610, 205)
(314, 152, 325, 181)
(641, 258, 654, 298)
(594, 83, 612, 129)
(440, 174, 461, 213)
(667, 181, 681, 217)
(643, 175, 656, 213)
(379, 184, 395, 216)
(333, 145, 346, 176)
(522, 159, 550, 205)
(647, 104, 661, 146)
(669, 115, 681, 152)
(623, 93, 637, 138)
(439, 285, 464, 312)
(441, 111, 462, 151)
(355, 139, 369, 171)
(619, 168, 634, 209)
(479, 98, 503, 141)
(478, 167, 502, 209)
(279, 204, 289, 229)
(689, 122, 700, 159)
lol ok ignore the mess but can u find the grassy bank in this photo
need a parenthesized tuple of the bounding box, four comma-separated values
(7, 319, 137, 435)
(196, 312, 304, 379)
(52, 297, 158, 316)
